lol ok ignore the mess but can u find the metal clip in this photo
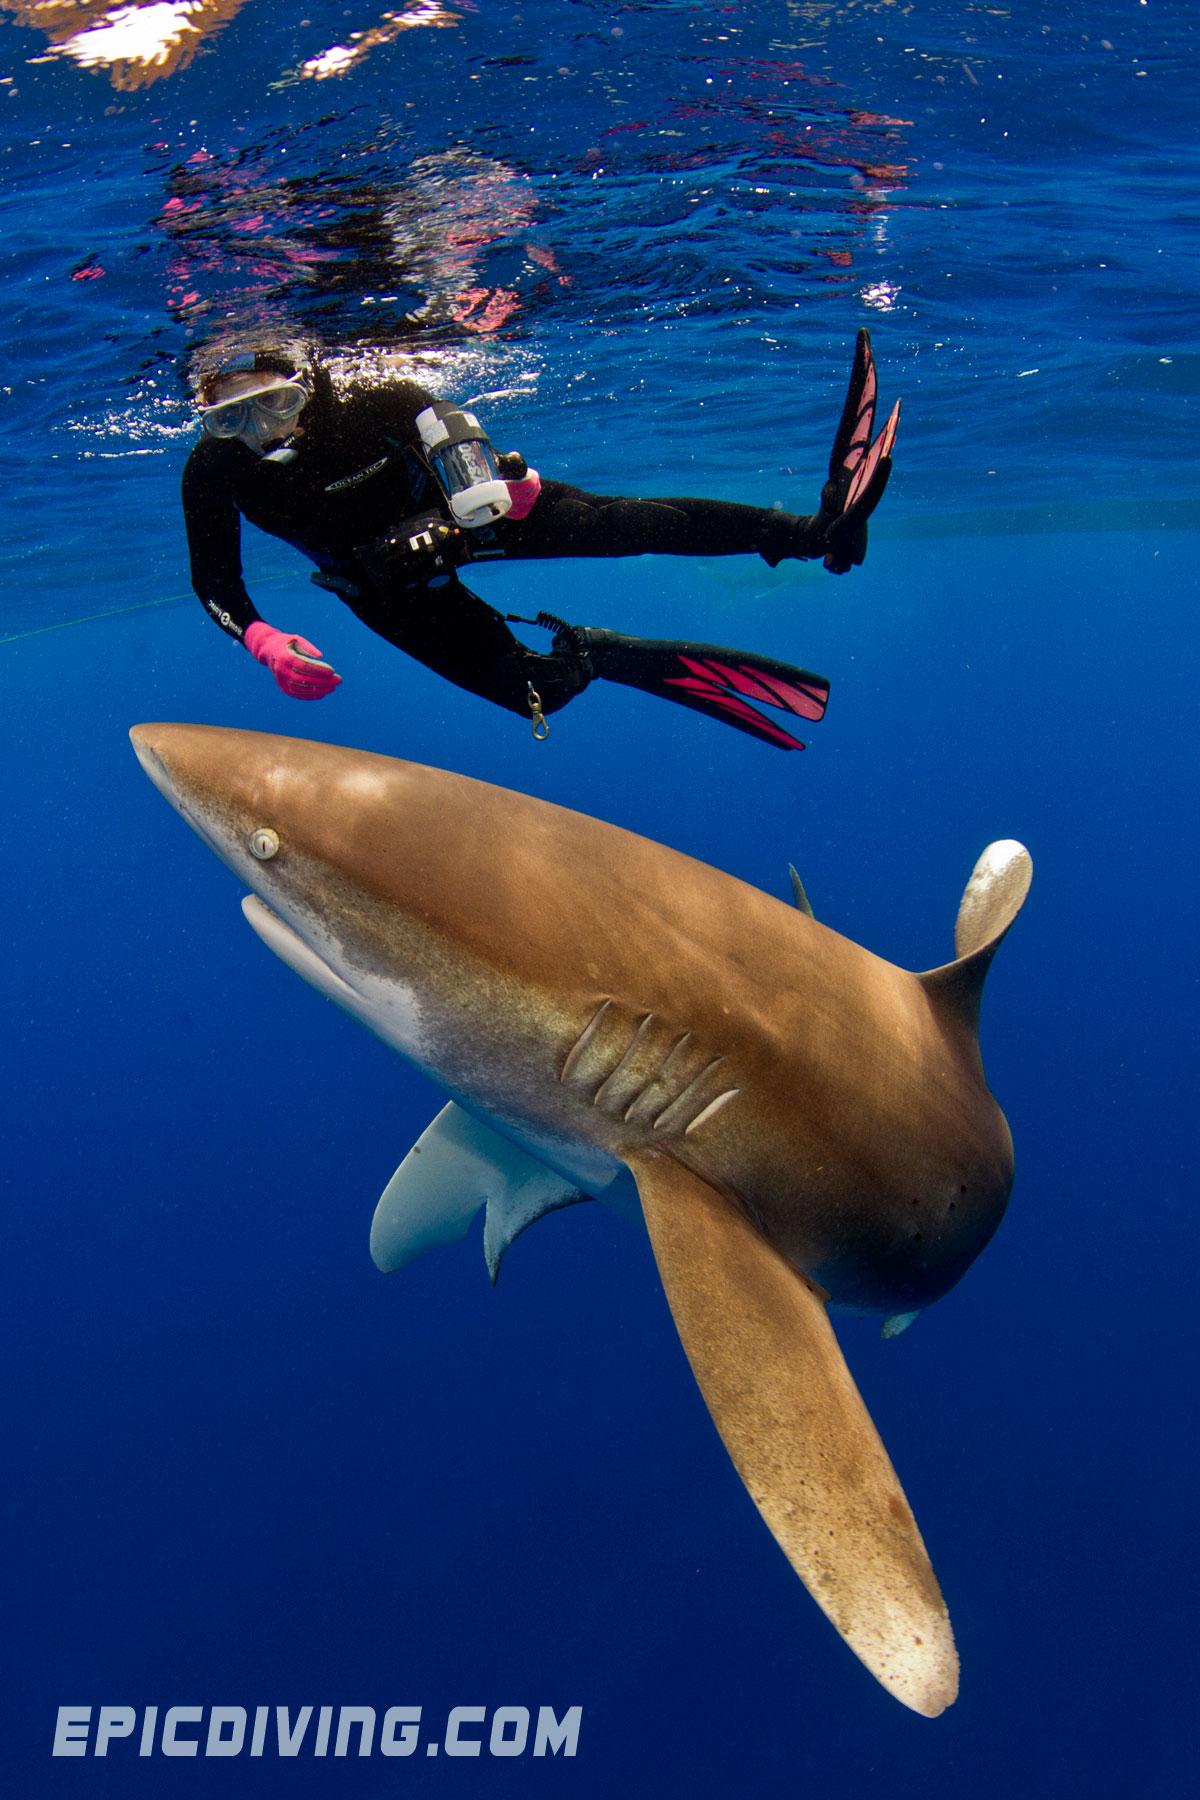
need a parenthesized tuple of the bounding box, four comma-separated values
(526, 683, 550, 741)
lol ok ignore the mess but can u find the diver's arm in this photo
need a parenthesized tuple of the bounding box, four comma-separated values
(353, 376, 439, 449)
(181, 444, 261, 641)
(361, 379, 541, 517)
(181, 446, 340, 698)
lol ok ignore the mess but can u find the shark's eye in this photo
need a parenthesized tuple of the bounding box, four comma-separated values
(249, 827, 280, 861)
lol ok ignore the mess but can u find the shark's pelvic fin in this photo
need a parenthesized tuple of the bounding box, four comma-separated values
(882, 1310, 921, 1339)
(482, 1166, 589, 1285)
(627, 1146, 959, 1718)
(918, 839, 1032, 1033)
(370, 1102, 584, 1280)
(787, 864, 815, 918)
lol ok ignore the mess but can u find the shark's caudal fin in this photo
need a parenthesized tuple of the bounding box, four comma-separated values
(626, 1146, 959, 1718)
(918, 840, 1032, 1033)
(370, 1101, 585, 1282)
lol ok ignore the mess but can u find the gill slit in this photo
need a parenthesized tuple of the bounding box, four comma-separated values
(560, 1000, 611, 1082)
(653, 1058, 726, 1133)
(593, 1012, 658, 1107)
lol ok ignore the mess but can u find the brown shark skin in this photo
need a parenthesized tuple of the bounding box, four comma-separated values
(130, 724, 1013, 1314)
(131, 723, 1035, 1716)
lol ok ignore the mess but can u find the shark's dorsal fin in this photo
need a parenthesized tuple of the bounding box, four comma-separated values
(626, 1146, 958, 1718)
(787, 864, 815, 917)
(370, 1101, 584, 1280)
(953, 839, 1033, 960)
(918, 840, 1032, 1033)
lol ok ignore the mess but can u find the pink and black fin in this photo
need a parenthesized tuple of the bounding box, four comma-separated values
(820, 330, 901, 572)
(581, 629, 830, 751)
(828, 327, 880, 487)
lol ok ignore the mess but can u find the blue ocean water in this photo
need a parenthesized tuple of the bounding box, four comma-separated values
(2, 2, 1197, 1794)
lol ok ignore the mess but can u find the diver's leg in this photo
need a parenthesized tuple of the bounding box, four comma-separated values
(527, 613, 829, 752)
(497, 482, 825, 565)
(344, 577, 590, 717)
(340, 572, 827, 751)
(495, 336, 898, 574)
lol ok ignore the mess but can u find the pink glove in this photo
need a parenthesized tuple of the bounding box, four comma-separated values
(243, 621, 341, 700)
(504, 467, 542, 520)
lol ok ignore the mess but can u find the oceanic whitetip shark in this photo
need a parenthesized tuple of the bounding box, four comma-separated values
(130, 723, 1031, 1718)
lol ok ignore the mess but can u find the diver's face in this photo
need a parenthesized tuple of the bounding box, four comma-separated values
(199, 372, 310, 453)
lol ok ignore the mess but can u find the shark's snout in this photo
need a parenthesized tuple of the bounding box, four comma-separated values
(130, 722, 236, 859)
(131, 721, 246, 796)
(130, 725, 174, 801)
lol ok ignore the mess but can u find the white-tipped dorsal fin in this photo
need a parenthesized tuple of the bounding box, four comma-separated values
(370, 1101, 584, 1279)
(954, 839, 1033, 960)
(787, 864, 815, 917)
(919, 841, 1032, 1033)
(626, 1146, 959, 1718)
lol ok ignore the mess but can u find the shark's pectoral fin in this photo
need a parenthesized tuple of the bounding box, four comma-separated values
(370, 1101, 585, 1280)
(626, 1147, 958, 1718)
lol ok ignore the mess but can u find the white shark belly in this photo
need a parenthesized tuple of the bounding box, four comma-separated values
(242, 893, 638, 1213)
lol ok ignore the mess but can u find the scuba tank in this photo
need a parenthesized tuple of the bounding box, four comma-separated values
(415, 400, 512, 528)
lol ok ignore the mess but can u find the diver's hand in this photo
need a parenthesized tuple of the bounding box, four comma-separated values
(497, 450, 542, 520)
(243, 620, 342, 700)
(815, 328, 901, 574)
(353, 513, 471, 588)
(405, 518, 470, 564)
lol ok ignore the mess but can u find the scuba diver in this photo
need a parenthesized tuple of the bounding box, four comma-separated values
(182, 333, 899, 750)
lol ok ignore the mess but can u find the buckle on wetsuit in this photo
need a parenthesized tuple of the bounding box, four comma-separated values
(526, 683, 550, 741)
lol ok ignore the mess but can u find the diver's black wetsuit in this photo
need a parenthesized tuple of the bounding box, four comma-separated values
(182, 371, 827, 717)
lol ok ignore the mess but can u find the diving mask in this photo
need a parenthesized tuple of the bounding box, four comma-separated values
(199, 378, 310, 441)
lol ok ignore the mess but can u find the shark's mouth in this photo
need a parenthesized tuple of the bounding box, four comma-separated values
(240, 893, 364, 1008)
